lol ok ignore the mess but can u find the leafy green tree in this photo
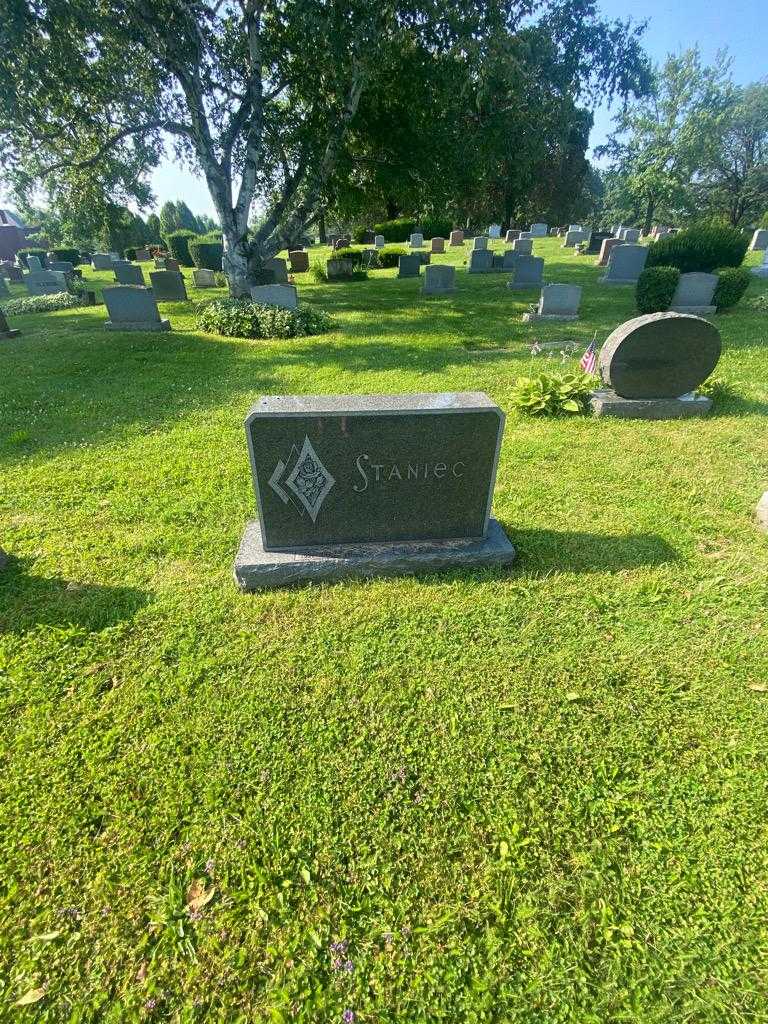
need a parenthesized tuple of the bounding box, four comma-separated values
(145, 213, 162, 244)
(158, 201, 181, 237)
(174, 200, 200, 233)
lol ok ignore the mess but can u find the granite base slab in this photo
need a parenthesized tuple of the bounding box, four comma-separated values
(522, 312, 578, 322)
(105, 319, 171, 332)
(590, 389, 713, 419)
(234, 517, 516, 591)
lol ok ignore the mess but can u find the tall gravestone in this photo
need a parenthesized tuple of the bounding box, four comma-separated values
(669, 272, 718, 315)
(590, 313, 721, 419)
(600, 244, 648, 284)
(374, 235, 386, 249)
(25, 256, 42, 271)
(505, 229, 520, 243)
(623, 228, 641, 244)
(422, 265, 455, 295)
(512, 238, 532, 256)
(114, 264, 145, 286)
(749, 229, 768, 251)
(397, 254, 421, 278)
(149, 270, 188, 301)
(506, 255, 544, 290)
(103, 286, 170, 332)
(409, 233, 424, 248)
(488, 224, 502, 239)
(288, 250, 309, 273)
(469, 250, 494, 273)
(193, 268, 217, 288)
(234, 392, 515, 589)
(265, 257, 288, 283)
(523, 284, 581, 322)
(250, 284, 299, 310)
(431, 237, 445, 254)
(472, 236, 488, 251)
(597, 237, 622, 266)
(586, 232, 612, 255)
(449, 230, 464, 246)
(530, 223, 548, 237)
(92, 253, 114, 270)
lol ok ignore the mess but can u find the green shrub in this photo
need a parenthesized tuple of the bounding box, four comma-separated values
(332, 246, 364, 266)
(351, 226, 372, 244)
(377, 245, 408, 269)
(636, 266, 680, 313)
(188, 237, 224, 271)
(310, 264, 328, 283)
(196, 297, 332, 339)
(16, 247, 48, 268)
(647, 225, 749, 274)
(372, 218, 417, 243)
(163, 230, 198, 267)
(713, 266, 751, 311)
(421, 217, 452, 240)
(1, 292, 88, 316)
(511, 372, 598, 416)
(50, 247, 81, 265)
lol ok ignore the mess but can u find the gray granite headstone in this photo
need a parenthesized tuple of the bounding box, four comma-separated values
(265, 257, 288, 283)
(505, 230, 520, 243)
(234, 392, 514, 588)
(431, 237, 445, 254)
(488, 224, 502, 239)
(26, 270, 67, 295)
(374, 234, 386, 248)
(250, 283, 299, 310)
(49, 260, 74, 275)
(422, 264, 455, 295)
(669, 272, 718, 314)
(537, 283, 581, 319)
(92, 253, 113, 270)
(0, 309, 20, 338)
(115, 263, 145, 286)
(600, 244, 648, 284)
(103, 285, 170, 332)
(512, 238, 533, 256)
(164, 258, 180, 272)
(501, 249, 518, 270)
(327, 258, 353, 280)
(397, 254, 421, 278)
(749, 229, 768, 251)
(562, 229, 587, 248)
(469, 250, 494, 273)
(586, 232, 612, 255)
(507, 255, 544, 290)
(597, 237, 623, 266)
(472, 235, 488, 251)
(149, 270, 188, 301)
(449, 230, 464, 246)
(623, 228, 641, 244)
(409, 233, 424, 248)
(288, 250, 309, 273)
(135, 248, 151, 261)
(108, 251, 119, 261)
(530, 223, 548, 237)
(193, 268, 217, 287)
(25, 256, 42, 271)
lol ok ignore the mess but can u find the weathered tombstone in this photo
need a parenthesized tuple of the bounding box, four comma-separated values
(488, 224, 502, 239)
(327, 258, 354, 280)
(586, 231, 612, 255)
(751, 250, 768, 278)
(549, 227, 559, 236)
(469, 249, 494, 273)
(265, 257, 288, 283)
(623, 228, 641, 244)
(568, 224, 583, 233)
(333, 236, 351, 250)
(422, 264, 456, 296)
(597, 237, 623, 267)
(512, 238, 533, 255)
(431, 237, 445, 254)
(523, 283, 581, 321)
(505, 229, 520, 243)
(0, 309, 20, 339)
(49, 260, 74, 275)
(26, 270, 68, 295)
(103, 285, 170, 332)
(91, 252, 114, 271)
(614, 225, 624, 238)
(501, 250, 518, 270)
(749, 229, 768, 251)
(134, 248, 151, 261)
(288, 250, 310, 273)
(192, 268, 217, 288)
(26, 256, 42, 271)
(361, 230, 375, 245)
(0, 276, 9, 297)
(472, 235, 488, 251)
(108, 251, 120, 261)
(590, 312, 721, 419)
(114, 263, 145, 286)
(506, 255, 544, 290)
(562, 229, 588, 248)
(374, 234, 386, 249)
(449, 230, 464, 246)
(234, 392, 515, 589)
(600, 243, 648, 284)
(409, 232, 424, 248)
(530, 223, 548, 237)
(397, 254, 421, 278)
(154, 257, 166, 269)
(250, 283, 299, 310)
(149, 270, 188, 301)
(669, 272, 718, 315)
(519, 231, 534, 240)
(164, 257, 180, 272)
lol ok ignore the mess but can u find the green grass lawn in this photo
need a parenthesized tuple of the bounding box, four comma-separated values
(1, 239, 768, 1022)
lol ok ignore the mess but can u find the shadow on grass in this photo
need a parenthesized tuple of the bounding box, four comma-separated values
(508, 526, 679, 575)
(0, 556, 148, 634)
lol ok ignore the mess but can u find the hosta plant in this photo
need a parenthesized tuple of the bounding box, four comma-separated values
(511, 371, 598, 416)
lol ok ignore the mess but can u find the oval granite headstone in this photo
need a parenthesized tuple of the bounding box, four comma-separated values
(599, 312, 721, 399)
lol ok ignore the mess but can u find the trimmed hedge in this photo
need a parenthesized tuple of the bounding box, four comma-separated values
(188, 237, 224, 271)
(1, 292, 88, 315)
(636, 266, 680, 314)
(50, 247, 81, 265)
(714, 267, 751, 311)
(197, 297, 332, 339)
(421, 217, 452, 240)
(377, 245, 407, 269)
(647, 225, 749, 274)
(16, 248, 48, 268)
(332, 246, 365, 267)
(372, 218, 417, 243)
(163, 230, 198, 267)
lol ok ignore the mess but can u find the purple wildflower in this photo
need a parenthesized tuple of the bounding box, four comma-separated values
(342, 959, 354, 974)
(342, 1012, 354, 1024)
(144, 997, 157, 1011)
(205, 859, 215, 875)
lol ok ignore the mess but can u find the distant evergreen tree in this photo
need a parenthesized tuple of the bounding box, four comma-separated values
(145, 213, 162, 243)
(159, 200, 181, 236)
(175, 200, 199, 232)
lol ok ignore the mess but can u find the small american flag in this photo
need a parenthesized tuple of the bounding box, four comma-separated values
(580, 333, 598, 374)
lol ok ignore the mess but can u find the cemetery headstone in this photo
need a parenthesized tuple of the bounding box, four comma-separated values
(0, 309, 20, 339)
(562, 229, 588, 248)
(523, 283, 581, 321)
(488, 224, 502, 239)
(135, 248, 151, 261)
(1, 263, 23, 283)
(568, 224, 583, 233)
(472, 235, 488, 251)
(409, 233, 424, 248)
(623, 228, 641, 244)
(431, 237, 445, 254)
(265, 257, 288, 283)
(154, 257, 166, 269)
(103, 285, 170, 332)
(749, 229, 768, 251)
(234, 392, 515, 589)
(449, 229, 464, 246)
(501, 249, 518, 270)
(669, 272, 718, 315)
(49, 260, 74, 275)
(108, 252, 120, 261)
(374, 234, 386, 249)
(519, 231, 534, 240)
(361, 230, 375, 245)
(397, 254, 421, 278)
(91, 253, 114, 270)
(530, 223, 548, 237)
(600, 243, 648, 284)
(506, 255, 544, 290)
(26, 270, 68, 295)
(333, 237, 351, 250)
(26, 256, 42, 271)
(193, 268, 217, 288)
(590, 312, 721, 418)
(250, 283, 299, 310)
(597, 237, 623, 266)
(586, 231, 612, 255)
(469, 249, 494, 273)
(422, 264, 456, 295)
(505, 229, 520, 243)
(327, 258, 354, 280)
(114, 263, 145, 286)
(149, 270, 188, 301)
(163, 257, 180, 273)
(288, 250, 310, 273)
(512, 238, 533, 255)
